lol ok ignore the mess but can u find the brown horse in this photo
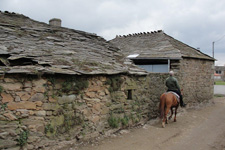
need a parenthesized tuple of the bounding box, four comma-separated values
(159, 92, 179, 128)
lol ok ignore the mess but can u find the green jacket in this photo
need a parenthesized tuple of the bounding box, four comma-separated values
(166, 76, 180, 91)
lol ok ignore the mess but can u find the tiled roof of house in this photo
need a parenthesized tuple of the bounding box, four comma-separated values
(215, 66, 225, 71)
(110, 30, 214, 61)
(0, 11, 147, 75)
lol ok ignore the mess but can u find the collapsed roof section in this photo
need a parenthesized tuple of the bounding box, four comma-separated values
(0, 11, 147, 75)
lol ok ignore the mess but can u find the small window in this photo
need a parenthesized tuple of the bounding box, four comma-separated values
(137, 64, 168, 73)
(216, 70, 222, 74)
(127, 90, 132, 100)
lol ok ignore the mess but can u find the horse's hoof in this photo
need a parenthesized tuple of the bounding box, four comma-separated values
(162, 122, 165, 128)
(174, 119, 176, 122)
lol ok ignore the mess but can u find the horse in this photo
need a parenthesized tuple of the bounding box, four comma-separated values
(159, 92, 180, 128)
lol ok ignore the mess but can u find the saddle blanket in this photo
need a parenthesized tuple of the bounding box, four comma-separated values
(167, 92, 180, 103)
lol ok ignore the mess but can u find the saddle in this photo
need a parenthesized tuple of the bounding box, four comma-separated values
(167, 92, 180, 103)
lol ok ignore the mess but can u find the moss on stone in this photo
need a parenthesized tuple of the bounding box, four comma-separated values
(0, 85, 3, 93)
(61, 77, 89, 94)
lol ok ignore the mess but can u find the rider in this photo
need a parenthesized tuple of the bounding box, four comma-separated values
(165, 71, 186, 107)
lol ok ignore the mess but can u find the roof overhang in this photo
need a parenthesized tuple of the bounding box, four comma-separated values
(129, 57, 182, 60)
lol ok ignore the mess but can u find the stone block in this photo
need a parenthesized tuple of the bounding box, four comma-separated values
(16, 109, 29, 116)
(105, 89, 110, 95)
(43, 103, 60, 110)
(33, 86, 46, 93)
(54, 83, 62, 90)
(15, 96, 21, 102)
(29, 93, 45, 102)
(51, 115, 64, 127)
(0, 139, 17, 149)
(21, 93, 31, 101)
(93, 103, 101, 112)
(29, 111, 35, 115)
(111, 91, 126, 102)
(88, 86, 103, 92)
(101, 107, 109, 115)
(85, 91, 96, 98)
(90, 115, 100, 124)
(27, 144, 34, 150)
(1, 83, 22, 91)
(0, 115, 6, 121)
(35, 101, 43, 107)
(98, 91, 105, 96)
(0, 132, 9, 139)
(24, 88, 32, 92)
(1, 93, 14, 103)
(3, 78, 15, 83)
(49, 96, 56, 103)
(110, 104, 124, 110)
(35, 111, 46, 116)
(84, 97, 100, 103)
(3, 113, 17, 120)
(124, 78, 137, 89)
(16, 92, 31, 101)
(81, 108, 91, 118)
(24, 81, 32, 88)
(33, 79, 47, 93)
(7, 101, 36, 110)
(57, 95, 76, 104)
(46, 111, 53, 116)
(32, 79, 47, 88)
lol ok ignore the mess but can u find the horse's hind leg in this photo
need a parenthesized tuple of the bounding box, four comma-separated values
(169, 108, 173, 120)
(174, 107, 178, 122)
(165, 107, 170, 124)
(162, 107, 170, 128)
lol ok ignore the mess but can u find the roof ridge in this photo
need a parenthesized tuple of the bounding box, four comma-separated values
(115, 30, 163, 38)
(0, 10, 104, 42)
(0, 10, 29, 19)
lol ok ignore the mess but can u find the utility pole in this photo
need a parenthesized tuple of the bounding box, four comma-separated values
(213, 34, 225, 58)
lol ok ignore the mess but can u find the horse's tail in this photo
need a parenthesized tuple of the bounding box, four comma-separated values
(159, 94, 166, 119)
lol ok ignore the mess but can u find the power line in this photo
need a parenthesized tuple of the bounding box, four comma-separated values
(214, 34, 225, 42)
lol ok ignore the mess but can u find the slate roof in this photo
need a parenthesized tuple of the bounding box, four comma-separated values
(215, 66, 225, 71)
(0, 11, 147, 75)
(110, 30, 214, 61)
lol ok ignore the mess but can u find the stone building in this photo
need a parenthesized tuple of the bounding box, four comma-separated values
(0, 11, 214, 150)
(110, 30, 215, 104)
(214, 66, 225, 81)
(0, 11, 166, 150)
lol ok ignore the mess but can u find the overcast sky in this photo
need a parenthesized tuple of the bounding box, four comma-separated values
(0, 0, 225, 65)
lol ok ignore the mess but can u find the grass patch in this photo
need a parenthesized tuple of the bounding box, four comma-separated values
(214, 94, 225, 97)
(215, 81, 225, 85)
(108, 113, 120, 128)
(17, 130, 29, 147)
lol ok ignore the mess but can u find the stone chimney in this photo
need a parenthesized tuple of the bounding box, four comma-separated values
(49, 18, 61, 27)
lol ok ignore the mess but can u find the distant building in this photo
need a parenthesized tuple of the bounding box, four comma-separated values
(214, 66, 225, 81)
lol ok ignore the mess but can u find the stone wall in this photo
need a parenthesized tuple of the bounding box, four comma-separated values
(0, 64, 214, 149)
(179, 58, 214, 104)
(0, 73, 168, 150)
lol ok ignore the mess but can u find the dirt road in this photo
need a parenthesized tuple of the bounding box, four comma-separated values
(73, 97, 225, 150)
